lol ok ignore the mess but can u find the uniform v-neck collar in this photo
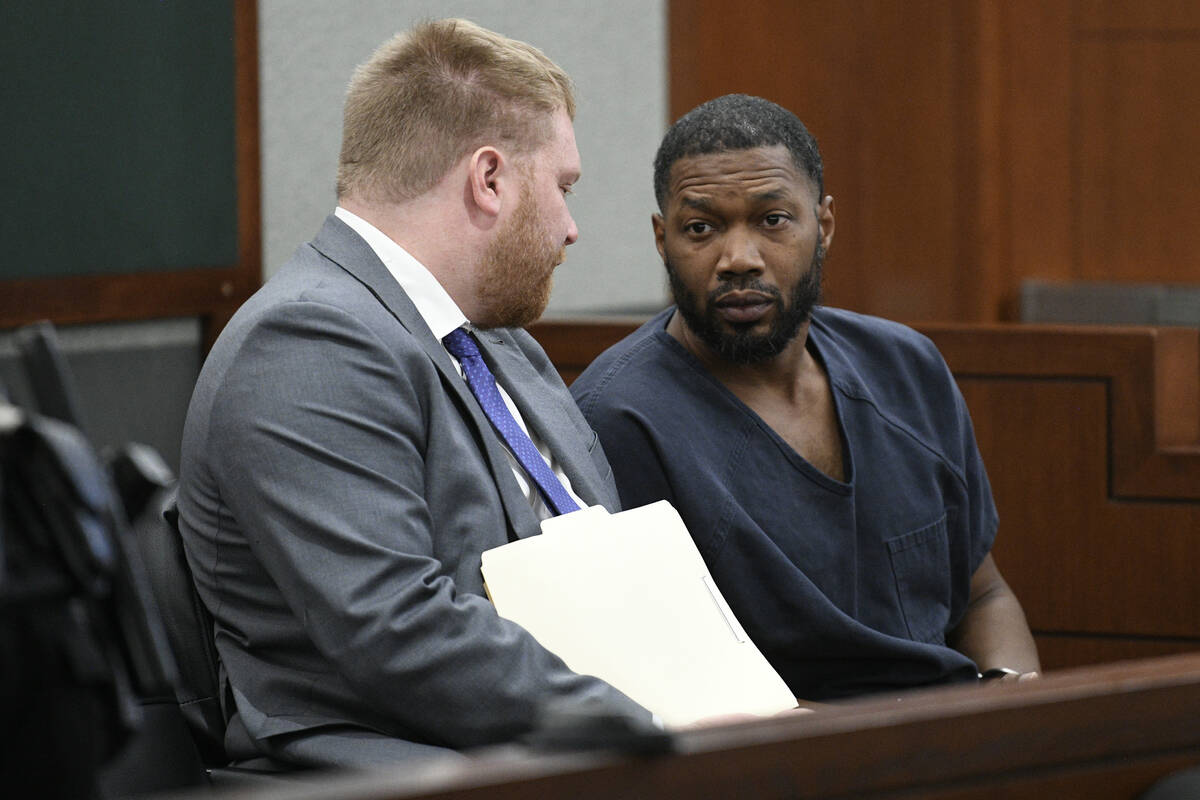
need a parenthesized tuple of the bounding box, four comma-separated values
(651, 309, 855, 493)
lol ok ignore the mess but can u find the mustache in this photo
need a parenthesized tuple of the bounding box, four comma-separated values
(708, 278, 782, 304)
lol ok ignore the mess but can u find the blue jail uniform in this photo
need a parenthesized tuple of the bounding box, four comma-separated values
(571, 307, 994, 700)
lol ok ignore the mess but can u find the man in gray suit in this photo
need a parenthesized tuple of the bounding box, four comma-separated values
(177, 19, 649, 768)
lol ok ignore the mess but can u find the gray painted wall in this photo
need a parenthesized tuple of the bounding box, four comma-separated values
(260, 0, 670, 314)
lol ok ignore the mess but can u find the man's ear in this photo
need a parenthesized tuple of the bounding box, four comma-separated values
(817, 195, 835, 252)
(468, 146, 505, 218)
(652, 213, 666, 260)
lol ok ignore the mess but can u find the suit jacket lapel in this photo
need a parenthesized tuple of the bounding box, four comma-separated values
(476, 330, 615, 516)
(308, 214, 541, 540)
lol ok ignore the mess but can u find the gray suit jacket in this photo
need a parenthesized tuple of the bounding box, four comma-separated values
(177, 215, 646, 765)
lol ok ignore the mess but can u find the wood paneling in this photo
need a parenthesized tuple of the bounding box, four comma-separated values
(1035, 636, 1200, 670)
(1076, 35, 1200, 283)
(528, 319, 1200, 671)
(960, 376, 1200, 643)
(668, 0, 1200, 323)
(1077, 0, 1200, 30)
(670, 1, 975, 323)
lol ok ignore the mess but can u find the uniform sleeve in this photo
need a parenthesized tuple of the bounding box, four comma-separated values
(901, 327, 1000, 575)
(948, 373, 999, 573)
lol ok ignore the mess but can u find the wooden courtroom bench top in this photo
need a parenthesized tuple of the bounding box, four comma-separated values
(201, 653, 1200, 800)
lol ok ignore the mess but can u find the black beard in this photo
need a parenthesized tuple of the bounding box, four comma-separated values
(665, 243, 824, 365)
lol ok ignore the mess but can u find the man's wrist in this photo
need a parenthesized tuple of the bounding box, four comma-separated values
(979, 667, 1020, 680)
(979, 667, 1038, 682)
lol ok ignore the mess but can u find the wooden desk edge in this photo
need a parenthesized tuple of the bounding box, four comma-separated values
(199, 652, 1200, 800)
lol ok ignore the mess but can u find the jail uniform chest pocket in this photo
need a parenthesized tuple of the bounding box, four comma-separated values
(885, 514, 952, 644)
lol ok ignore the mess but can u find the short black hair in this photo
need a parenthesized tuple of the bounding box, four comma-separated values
(653, 94, 823, 210)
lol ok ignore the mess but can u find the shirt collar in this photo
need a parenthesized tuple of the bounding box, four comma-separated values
(334, 206, 468, 340)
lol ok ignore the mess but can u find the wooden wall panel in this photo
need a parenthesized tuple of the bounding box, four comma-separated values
(1035, 637, 1200, 671)
(1077, 0, 1200, 29)
(986, 0, 1075, 312)
(959, 377, 1200, 660)
(668, 1, 973, 323)
(1076, 37, 1200, 283)
(668, 0, 1200, 323)
(926, 323, 1200, 667)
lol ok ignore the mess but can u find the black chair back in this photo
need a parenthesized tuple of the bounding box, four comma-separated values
(2, 320, 212, 796)
(133, 484, 228, 765)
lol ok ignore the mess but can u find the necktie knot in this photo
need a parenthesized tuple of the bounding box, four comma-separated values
(442, 327, 481, 362)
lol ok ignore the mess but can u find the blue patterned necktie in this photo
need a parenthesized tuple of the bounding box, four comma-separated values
(442, 327, 581, 516)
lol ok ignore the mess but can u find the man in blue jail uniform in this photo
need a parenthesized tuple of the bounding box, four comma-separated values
(572, 94, 1040, 702)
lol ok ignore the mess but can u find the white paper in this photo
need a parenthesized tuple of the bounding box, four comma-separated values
(481, 500, 796, 727)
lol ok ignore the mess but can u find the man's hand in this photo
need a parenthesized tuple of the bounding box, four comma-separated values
(980, 668, 1040, 685)
(682, 705, 815, 730)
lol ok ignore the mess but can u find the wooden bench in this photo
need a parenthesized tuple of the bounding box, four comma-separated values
(219, 653, 1200, 800)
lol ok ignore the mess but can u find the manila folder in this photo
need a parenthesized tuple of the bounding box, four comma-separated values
(480, 500, 796, 727)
